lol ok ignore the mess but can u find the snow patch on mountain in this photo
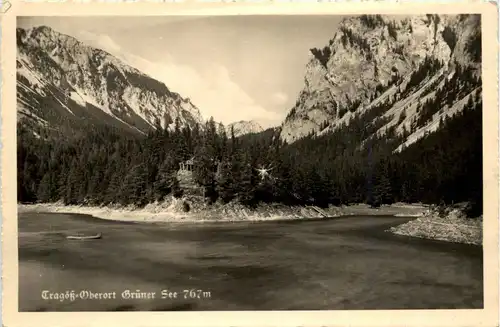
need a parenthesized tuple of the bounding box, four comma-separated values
(18, 81, 40, 96)
(394, 88, 480, 152)
(17, 65, 45, 89)
(54, 96, 75, 116)
(18, 104, 50, 127)
(71, 87, 108, 115)
(69, 91, 86, 107)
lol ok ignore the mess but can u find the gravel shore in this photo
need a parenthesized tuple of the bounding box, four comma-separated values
(388, 208, 482, 245)
(18, 200, 426, 224)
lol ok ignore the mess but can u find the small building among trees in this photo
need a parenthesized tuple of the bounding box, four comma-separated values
(179, 156, 223, 175)
(179, 157, 194, 172)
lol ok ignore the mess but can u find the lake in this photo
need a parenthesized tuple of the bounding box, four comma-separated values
(18, 212, 483, 311)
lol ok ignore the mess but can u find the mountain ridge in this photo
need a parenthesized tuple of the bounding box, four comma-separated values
(17, 25, 204, 138)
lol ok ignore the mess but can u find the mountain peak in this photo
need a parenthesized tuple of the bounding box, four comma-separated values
(17, 25, 204, 137)
(31, 25, 53, 34)
(227, 120, 264, 137)
(280, 14, 481, 145)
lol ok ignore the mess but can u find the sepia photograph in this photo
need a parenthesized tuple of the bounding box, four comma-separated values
(2, 2, 499, 326)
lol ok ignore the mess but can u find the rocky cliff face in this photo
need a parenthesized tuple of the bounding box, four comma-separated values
(17, 26, 204, 136)
(227, 120, 264, 137)
(280, 14, 481, 147)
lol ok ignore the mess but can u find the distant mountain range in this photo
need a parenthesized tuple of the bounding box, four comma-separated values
(17, 15, 481, 146)
(226, 120, 264, 137)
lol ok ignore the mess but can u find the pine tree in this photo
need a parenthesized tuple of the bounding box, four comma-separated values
(193, 121, 218, 202)
(370, 160, 393, 206)
(36, 172, 55, 203)
(121, 163, 148, 207)
(216, 159, 234, 203)
(230, 126, 237, 154)
(238, 151, 256, 206)
(87, 167, 104, 204)
(153, 157, 176, 201)
(65, 163, 82, 205)
(22, 152, 40, 203)
(194, 143, 215, 199)
(105, 168, 123, 205)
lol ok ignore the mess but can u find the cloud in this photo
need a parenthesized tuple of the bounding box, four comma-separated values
(138, 59, 283, 127)
(78, 30, 122, 54)
(271, 91, 289, 106)
(77, 31, 281, 128)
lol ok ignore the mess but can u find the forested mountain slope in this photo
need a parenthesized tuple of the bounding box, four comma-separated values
(17, 26, 204, 138)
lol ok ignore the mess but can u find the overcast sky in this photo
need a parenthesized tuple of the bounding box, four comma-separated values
(18, 15, 345, 128)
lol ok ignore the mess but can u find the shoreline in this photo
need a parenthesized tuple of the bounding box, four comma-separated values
(18, 200, 427, 224)
(18, 202, 329, 224)
(18, 201, 482, 245)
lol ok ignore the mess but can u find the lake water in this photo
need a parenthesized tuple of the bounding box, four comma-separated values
(18, 212, 483, 311)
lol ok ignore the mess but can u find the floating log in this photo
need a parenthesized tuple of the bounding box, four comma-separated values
(66, 233, 102, 240)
